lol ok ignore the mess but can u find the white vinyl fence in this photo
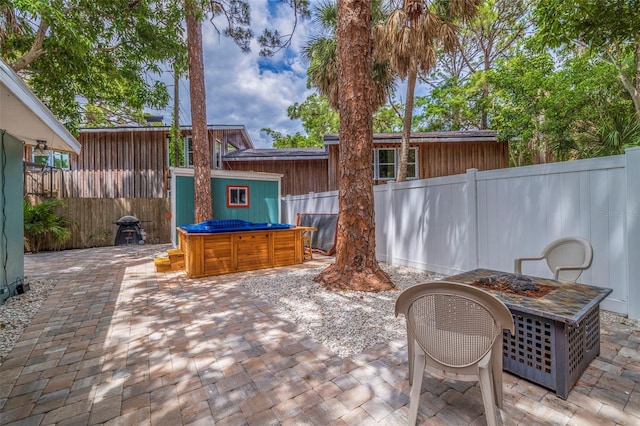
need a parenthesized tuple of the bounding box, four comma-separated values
(282, 147, 640, 319)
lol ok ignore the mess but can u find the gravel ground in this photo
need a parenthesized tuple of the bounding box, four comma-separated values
(238, 264, 443, 357)
(0, 278, 57, 366)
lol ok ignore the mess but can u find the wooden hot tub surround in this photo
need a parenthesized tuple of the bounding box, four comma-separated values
(177, 226, 308, 278)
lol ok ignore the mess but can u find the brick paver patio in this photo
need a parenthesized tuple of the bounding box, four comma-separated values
(1, 244, 639, 425)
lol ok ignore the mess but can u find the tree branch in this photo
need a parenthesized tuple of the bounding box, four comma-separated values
(10, 21, 49, 72)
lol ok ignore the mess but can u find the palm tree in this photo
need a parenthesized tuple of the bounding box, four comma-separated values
(303, 0, 394, 111)
(376, 0, 480, 182)
(313, 0, 395, 292)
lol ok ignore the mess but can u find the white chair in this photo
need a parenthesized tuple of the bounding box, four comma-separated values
(514, 237, 593, 282)
(395, 281, 515, 426)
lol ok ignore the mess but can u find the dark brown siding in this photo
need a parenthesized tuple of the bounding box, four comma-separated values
(23, 128, 252, 198)
(419, 141, 508, 179)
(327, 141, 508, 190)
(328, 145, 340, 191)
(224, 159, 329, 196)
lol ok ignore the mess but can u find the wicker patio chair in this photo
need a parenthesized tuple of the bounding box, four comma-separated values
(395, 281, 515, 426)
(514, 237, 593, 282)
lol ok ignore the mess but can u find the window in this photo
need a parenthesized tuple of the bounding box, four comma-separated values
(215, 140, 222, 169)
(32, 148, 70, 170)
(184, 136, 194, 167)
(182, 137, 222, 169)
(373, 147, 418, 180)
(227, 185, 249, 208)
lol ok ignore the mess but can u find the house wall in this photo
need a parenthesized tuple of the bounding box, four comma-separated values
(282, 149, 640, 319)
(326, 140, 508, 191)
(223, 159, 329, 196)
(0, 131, 25, 302)
(23, 128, 250, 198)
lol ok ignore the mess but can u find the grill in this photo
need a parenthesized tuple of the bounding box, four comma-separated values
(114, 215, 147, 245)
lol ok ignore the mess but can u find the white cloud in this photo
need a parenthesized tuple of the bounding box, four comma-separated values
(151, 1, 319, 149)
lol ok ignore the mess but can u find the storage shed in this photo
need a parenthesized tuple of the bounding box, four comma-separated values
(170, 167, 282, 246)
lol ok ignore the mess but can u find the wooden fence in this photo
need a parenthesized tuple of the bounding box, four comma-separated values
(25, 196, 172, 250)
(24, 169, 166, 199)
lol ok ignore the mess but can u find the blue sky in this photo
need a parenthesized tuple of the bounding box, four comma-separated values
(149, 1, 317, 149)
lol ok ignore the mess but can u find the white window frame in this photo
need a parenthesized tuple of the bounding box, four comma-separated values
(31, 148, 71, 170)
(373, 147, 418, 180)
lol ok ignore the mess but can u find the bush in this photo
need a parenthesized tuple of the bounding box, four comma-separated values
(23, 199, 72, 253)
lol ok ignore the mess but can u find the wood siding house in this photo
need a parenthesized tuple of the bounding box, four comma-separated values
(24, 125, 253, 198)
(25, 127, 507, 200)
(324, 130, 508, 191)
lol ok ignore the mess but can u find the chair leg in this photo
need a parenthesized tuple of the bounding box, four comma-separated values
(478, 351, 499, 426)
(408, 347, 426, 426)
(407, 328, 415, 385)
(491, 346, 504, 409)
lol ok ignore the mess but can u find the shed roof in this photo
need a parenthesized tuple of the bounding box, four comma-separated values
(224, 148, 327, 161)
(323, 130, 498, 145)
(0, 59, 81, 153)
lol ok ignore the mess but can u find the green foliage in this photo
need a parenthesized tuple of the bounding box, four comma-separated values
(23, 199, 72, 253)
(303, 0, 394, 109)
(1, 0, 187, 131)
(261, 129, 314, 148)
(373, 103, 404, 133)
(534, 0, 640, 119)
(262, 93, 338, 147)
(263, 92, 405, 147)
(588, 115, 640, 157)
(534, 0, 640, 50)
(414, 75, 485, 131)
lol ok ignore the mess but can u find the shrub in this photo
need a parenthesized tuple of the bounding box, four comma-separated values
(23, 199, 72, 253)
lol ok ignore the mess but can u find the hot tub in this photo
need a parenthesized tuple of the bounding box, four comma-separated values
(180, 219, 291, 234)
(177, 220, 306, 278)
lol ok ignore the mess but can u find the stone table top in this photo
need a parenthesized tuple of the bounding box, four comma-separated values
(446, 269, 612, 324)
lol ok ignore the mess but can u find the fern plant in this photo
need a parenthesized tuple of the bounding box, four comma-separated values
(23, 199, 72, 253)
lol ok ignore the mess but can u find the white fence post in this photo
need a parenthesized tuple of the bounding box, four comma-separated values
(626, 147, 640, 319)
(466, 169, 479, 271)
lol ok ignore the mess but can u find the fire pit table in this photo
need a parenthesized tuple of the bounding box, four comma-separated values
(447, 268, 612, 399)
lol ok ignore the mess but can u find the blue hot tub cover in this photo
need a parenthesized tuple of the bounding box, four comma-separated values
(180, 219, 292, 234)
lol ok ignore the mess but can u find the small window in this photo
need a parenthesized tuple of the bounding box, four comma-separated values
(184, 136, 194, 167)
(373, 147, 418, 180)
(32, 148, 70, 170)
(215, 140, 222, 169)
(227, 185, 249, 208)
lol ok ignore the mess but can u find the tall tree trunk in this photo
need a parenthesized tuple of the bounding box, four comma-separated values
(314, 0, 394, 292)
(397, 57, 417, 183)
(172, 67, 181, 167)
(185, 0, 212, 222)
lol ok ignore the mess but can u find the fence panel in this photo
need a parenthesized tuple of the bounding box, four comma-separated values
(25, 196, 171, 250)
(475, 156, 627, 313)
(281, 152, 634, 317)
